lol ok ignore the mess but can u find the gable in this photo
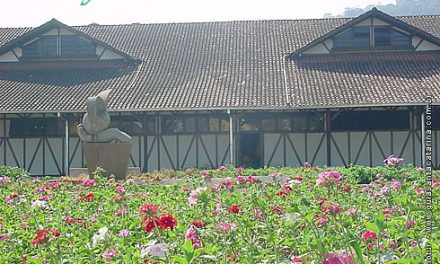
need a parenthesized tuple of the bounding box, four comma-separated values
(0, 19, 135, 63)
(291, 8, 440, 57)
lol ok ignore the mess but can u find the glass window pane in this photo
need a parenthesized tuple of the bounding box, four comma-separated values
(69, 120, 80, 136)
(220, 118, 230, 132)
(353, 27, 370, 48)
(174, 118, 184, 133)
(374, 28, 391, 46)
(292, 114, 307, 131)
(277, 117, 291, 131)
(198, 117, 209, 132)
(41, 37, 57, 56)
(10, 118, 62, 137)
(334, 30, 351, 48)
(79, 38, 95, 55)
(332, 111, 409, 131)
(145, 119, 155, 134)
(23, 40, 39, 57)
(392, 30, 411, 47)
(309, 113, 325, 131)
(61, 36, 76, 55)
(162, 117, 174, 133)
(261, 118, 276, 131)
(209, 118, 219, 132)
(240, 117, 259, 131)
(185, 117, 196, 132)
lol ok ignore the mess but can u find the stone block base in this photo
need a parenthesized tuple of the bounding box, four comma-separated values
(83, 143, 132, 180)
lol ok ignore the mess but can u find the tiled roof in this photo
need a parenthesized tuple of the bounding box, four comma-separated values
(0, 15, 440, 113)
(286, 52, 440, 107)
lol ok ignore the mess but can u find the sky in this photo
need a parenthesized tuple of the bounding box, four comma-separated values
(1, 0, 396, 27)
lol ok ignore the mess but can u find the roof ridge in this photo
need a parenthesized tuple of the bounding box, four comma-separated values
(2, 15, 440, 29)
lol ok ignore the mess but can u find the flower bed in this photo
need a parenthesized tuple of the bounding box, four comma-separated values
(0, 165, 438, 263)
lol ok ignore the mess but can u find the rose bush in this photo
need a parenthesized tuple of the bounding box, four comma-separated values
(0, 164, 438, 263)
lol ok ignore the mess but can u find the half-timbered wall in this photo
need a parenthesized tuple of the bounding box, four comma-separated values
(0, 108, 438, 176)
(0, 114, 66, 176)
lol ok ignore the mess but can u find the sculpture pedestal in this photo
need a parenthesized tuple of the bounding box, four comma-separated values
(83, 143, 132, 181)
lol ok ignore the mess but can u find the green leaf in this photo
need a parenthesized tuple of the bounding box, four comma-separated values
(364, 222, 380, 234)
(374, 213, 386, 231)
(200, 255, 218, 260)
(385, 259, 420, 263)
(350, 241, 365, 264)
(172, 256, 189, 264)
(182, 239, 194, 254)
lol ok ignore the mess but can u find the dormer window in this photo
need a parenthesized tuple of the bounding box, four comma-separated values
(22, 36, 96, 60)
(333, 26, 412, 51)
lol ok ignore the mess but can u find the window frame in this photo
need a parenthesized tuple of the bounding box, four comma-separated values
(332, 25, 413, 52)
(9, 118, 64, 138)
(331, 110, 411, 132)
(21, 35, 97, 60)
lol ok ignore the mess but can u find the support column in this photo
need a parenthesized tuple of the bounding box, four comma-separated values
(421, 110, 426, 169)
(326, 110, 332, 166)
(3, 115, 6, 166)
(228, 110, 235, 165)
(64, 118, 69, 176)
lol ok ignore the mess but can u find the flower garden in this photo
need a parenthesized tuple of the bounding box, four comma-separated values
(0, 160, 438, 263)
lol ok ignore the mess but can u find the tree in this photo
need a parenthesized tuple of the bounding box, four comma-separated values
(326, 0, 440, 18)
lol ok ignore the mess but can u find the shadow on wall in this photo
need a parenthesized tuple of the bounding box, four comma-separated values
(291, 52, 440, 79)
(0, 60, 138, 87)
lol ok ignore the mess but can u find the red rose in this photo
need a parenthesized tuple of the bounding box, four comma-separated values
(362, 230, 377, 240)
(31, 229, 60, 245)
(142, 217, 160, 233)
(228, 205, 240, 214)
(139, 204, 159, 215)
(271, 205, 284, 215)
(190, 220, 205, 228)
(276, 185, 293, 196)
(158, 214, 177, 230)
(83, 193, 94, 201)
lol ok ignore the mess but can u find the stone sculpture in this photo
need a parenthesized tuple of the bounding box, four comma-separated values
(77, 89, 131, 143)
(77, 89, 132, 180)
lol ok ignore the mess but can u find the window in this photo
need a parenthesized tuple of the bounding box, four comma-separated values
(9, 118, 64, 137)
(145, 119, 156, 134)
(333, 31, 351, 48)
(108, 116, 144, 136)
(22, 36, 96, 59)
(41, 37, 57, 56)
(291, 113, 307, 131)
(332, 111, 410, 131)
(353, 27, 370, 48)
(240, 117, 260, 131)
(278, 117, 291, 131)
(391, 30, 411, 47)
(22, 40, 39, 57)
(333, 26, 412, 51)
(79, 38, 96, 55)
(374, 28, 391, 46)
(162, 116, 206, 134)
(261, 119, 276, 131)
(245, 113, 325, 132)
(61, 36, 77, 56)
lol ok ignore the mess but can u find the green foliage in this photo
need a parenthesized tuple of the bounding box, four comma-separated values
(140, 164, 428, 184)
(0, 165, 438, 263)
(0, 166, 29, 178)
